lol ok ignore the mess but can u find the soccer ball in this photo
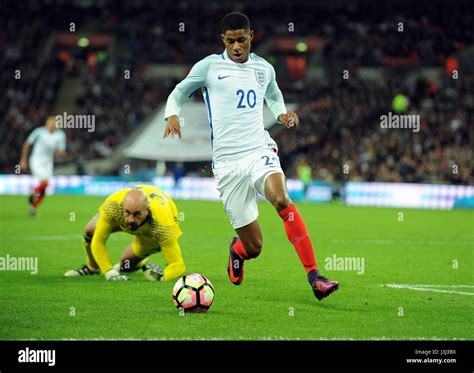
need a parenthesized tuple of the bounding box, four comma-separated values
(172, 273, 215, 313)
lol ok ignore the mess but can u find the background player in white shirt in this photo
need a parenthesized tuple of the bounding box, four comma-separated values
(164, 12, 339, 301)
(20, 116, 66, 215)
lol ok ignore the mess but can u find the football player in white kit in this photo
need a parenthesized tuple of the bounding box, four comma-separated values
(20, 116, 66, 216)
(163, 12, 338, 300)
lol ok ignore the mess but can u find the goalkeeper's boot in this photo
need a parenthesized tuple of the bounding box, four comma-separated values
(227, 236, 244, 285)
(64, 264, 100, 277)
(142, 263, 164, 281)
(308, 269, 339, 301)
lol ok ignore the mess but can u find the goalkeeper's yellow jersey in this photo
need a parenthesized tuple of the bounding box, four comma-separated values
(92, 185, 182, 273)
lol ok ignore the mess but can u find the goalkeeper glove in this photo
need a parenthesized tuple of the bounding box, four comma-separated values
(142, 263, 164, 281)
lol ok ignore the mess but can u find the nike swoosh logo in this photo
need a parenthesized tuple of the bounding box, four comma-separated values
(218, 75, 230, 80)
(228, 256, 241, 283)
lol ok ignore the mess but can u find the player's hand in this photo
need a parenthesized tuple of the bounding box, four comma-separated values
(105, 269, 129, 281)
(163, 115, 182, 139)
(19, 159, 28, 172)
(278, 112, 299, 128)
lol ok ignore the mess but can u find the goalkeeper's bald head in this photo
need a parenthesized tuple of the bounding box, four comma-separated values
(122, 189, 150, 231)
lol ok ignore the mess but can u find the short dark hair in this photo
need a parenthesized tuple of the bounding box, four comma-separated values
(221, 12, 251, 33)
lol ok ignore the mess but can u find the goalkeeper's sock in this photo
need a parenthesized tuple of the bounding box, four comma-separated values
(232, 238, 249, 260)
(279, 204, 318, 273)
(82, 236, 99, 270)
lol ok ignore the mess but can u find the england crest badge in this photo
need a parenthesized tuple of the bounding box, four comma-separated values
(255, 69, 266, 86)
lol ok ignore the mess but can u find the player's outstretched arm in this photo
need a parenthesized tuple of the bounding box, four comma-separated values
(19, 141, 31, 171)
(163, 115, 182, 139)
(163, 55, 214, 140)
(20, 127, 41, 171)
(264, 64, 298, 129)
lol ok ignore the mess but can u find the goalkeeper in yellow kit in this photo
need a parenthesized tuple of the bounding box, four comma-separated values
(65, 185, 186, 281)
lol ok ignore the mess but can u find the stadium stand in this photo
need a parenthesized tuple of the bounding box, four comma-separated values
(1, 0, 472, 184)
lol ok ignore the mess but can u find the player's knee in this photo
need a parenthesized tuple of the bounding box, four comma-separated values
(243, 238, 263, 259)
(272, 194, 292, 212)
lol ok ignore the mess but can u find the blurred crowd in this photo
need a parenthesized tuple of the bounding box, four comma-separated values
(322, 13, 473, 67)
(275, 76, 473, 184)
(69, 72, 176, 161)
(0, 0, 472, 184)
(55, 1, 474, 66)
(0, 1, 80, 171)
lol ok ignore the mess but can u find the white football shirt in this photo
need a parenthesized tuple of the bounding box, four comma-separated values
(27, 127, 66, 163)
(164, 50, 287, 163)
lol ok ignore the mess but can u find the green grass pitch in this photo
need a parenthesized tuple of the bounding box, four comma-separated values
(0, 195, 473, 340)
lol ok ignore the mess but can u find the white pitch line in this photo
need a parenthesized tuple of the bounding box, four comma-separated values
(385, 284, 474, 288)
(382, 283, 474, 296)
(327, 239, 473, 246)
